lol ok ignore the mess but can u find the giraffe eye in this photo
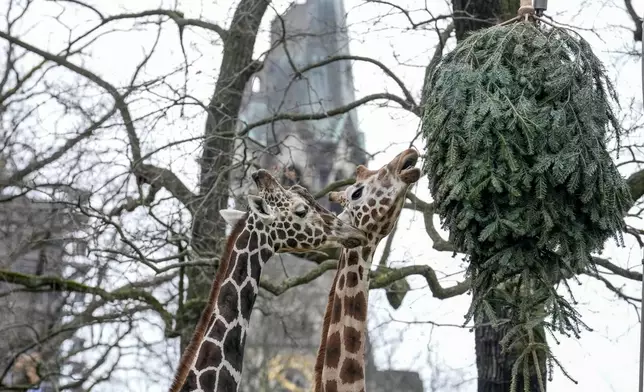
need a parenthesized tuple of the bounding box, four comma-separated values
(294, 205, 308, 218)
(351, 186, 363, 200)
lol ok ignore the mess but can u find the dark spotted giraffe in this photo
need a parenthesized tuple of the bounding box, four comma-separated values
(314, 148, 421, 392)
(170, 169, 367, 392)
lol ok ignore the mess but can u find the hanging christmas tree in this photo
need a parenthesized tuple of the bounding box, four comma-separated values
(421, 3, 632, 390)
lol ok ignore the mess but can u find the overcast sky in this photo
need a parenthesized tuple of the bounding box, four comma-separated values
(6, 0, 643, 391)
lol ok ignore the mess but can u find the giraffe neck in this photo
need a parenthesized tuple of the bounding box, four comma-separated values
(315, 196, 407, 392)
(315, 243, 376, 392)
(180, 218, 273, 392)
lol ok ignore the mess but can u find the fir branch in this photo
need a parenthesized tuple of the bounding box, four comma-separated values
(421, 21, 632, 391)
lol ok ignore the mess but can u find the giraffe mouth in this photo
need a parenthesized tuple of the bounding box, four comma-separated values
(341, 237, 364, 248)
(331, 223, 368, 248)
(398, 150, 421, 184)
(252, 169, 280, 190)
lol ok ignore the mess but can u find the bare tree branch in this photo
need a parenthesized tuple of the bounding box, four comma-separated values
(371, 264, 470, 299)
(296, 54, 420, 113)
(623, 0, 642, 41)
(0, 30, 199, 211)
(0, 269, 176, 335)
(98, 10, 228, 41)
(4, 106, 117, 185)
(236, 92, 417, 138)
(0, 30, 142, 162)
(258, 257, 469, 300)
(593, 256, 643, 281)
(365, 0, 453, 29)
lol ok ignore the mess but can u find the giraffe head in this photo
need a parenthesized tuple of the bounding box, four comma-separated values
(220, 169, 367, 251)
(329, 148, 421, 241)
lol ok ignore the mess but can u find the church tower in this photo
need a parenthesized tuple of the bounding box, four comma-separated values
(235, 0, 366, 203)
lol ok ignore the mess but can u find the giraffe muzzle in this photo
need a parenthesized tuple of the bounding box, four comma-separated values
(332, 224, 368, 248)
(252, 169, 280, 190)
(340, 237, 365, 248)
(397, 149, 421, 184)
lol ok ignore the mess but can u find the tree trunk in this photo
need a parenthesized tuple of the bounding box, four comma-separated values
(473, 288, 547, 392)
(452, 0, 518, 41)
(180, 0, 270, 351)
(450, 1, 547, 391)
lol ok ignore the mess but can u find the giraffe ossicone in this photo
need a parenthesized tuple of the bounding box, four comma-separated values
(170, 169, 367, 392)
(315, 148, 421, 392)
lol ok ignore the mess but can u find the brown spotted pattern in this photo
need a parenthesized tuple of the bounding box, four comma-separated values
(314, 149, 421, 392)
(174, 170, 366, 392)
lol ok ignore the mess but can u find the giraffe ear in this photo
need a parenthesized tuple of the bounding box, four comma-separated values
(219, 209, 246, 227)
(355, 165, 369, 179)
(247, 195, 274, 222)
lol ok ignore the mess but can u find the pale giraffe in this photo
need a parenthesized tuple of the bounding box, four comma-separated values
(170, 169, 367, 392)
(314, 148, 421, 392)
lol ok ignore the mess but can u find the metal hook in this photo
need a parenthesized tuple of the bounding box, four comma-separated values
(533, 0, 548, 16)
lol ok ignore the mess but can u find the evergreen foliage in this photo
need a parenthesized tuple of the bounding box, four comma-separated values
(421, 21, 632, 386)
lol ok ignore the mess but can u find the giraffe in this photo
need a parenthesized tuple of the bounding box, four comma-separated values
(170, 169, 368, 392)
(314, 148, 421, 392)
